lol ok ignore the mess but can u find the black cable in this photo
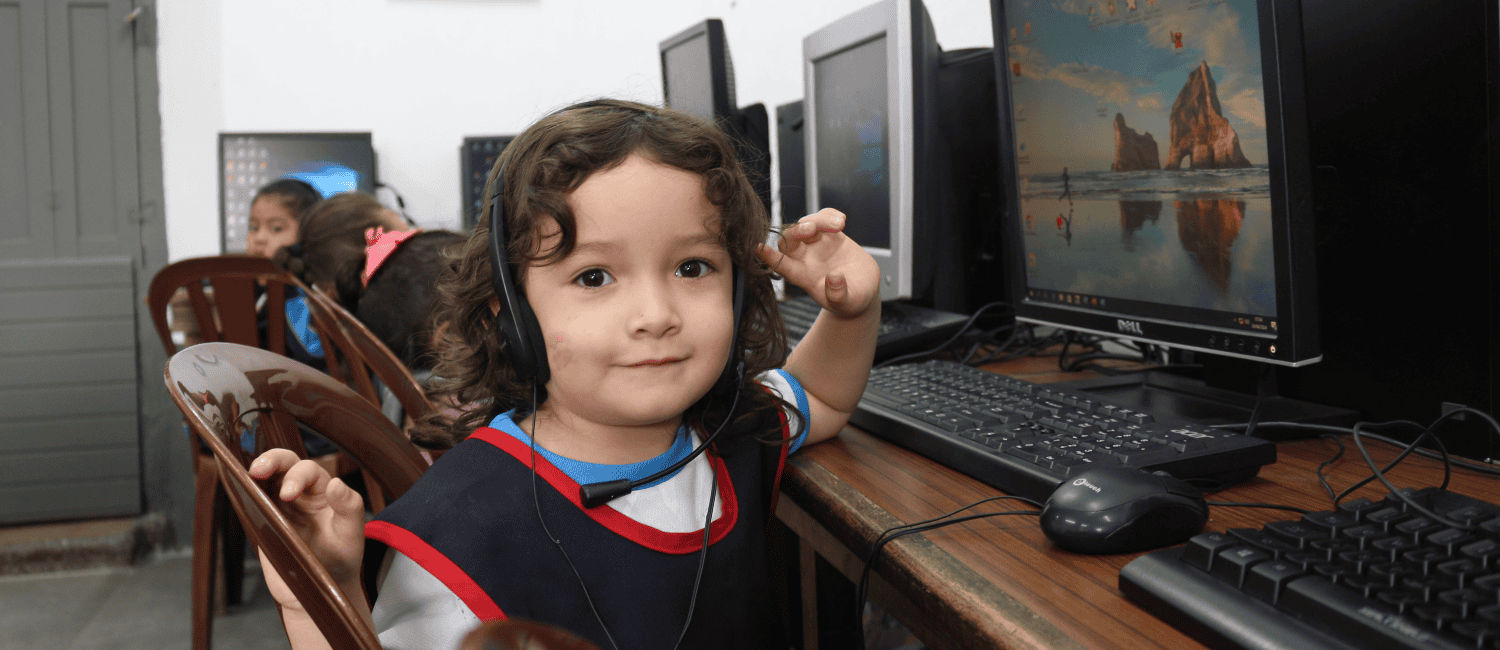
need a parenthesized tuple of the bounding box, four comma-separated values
(1242, 363, 1270, 439)
(853, 496, 1041, 649)
(874, 301, 1011, 369)
(672, 453, 718, 650)
(1315, 433, 1346, 506)
(1349, 414, 1478, 531)
(1334, 420, 1450, 505)
(1203, 500, 1309, 514)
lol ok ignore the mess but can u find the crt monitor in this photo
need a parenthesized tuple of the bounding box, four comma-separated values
(990, 0, 1321, 369)
(660, 19, 736, 125)
(660, 18, 774, 219)
(804, 0, 941, 303)
(219, 132, 376, 253)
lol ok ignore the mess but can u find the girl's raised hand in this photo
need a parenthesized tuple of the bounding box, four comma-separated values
(757, 208, 881, 319)
(247, 449, 368, 609)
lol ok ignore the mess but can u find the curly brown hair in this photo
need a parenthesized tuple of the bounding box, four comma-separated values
(273, 192, 394, 305)
(411, 99, 790, 450)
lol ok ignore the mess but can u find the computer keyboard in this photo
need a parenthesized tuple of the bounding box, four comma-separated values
(850, 360, 1276, 505)
(781, 295, 969, 363)
(1120, 487, 1500, 650)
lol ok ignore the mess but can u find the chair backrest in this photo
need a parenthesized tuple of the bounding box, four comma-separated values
(295, 281, 433, 424)
(164, 342, 429, 516)
(147, 255, 294, 355)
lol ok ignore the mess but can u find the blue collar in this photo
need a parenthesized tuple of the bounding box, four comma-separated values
(488, 411, 693, 490)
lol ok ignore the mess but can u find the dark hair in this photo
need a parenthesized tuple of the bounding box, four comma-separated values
(273, 192, 393, 305)
(411, 99, 789, 450)
(253, 178, 322, 222)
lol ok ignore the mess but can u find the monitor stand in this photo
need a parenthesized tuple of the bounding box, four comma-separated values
(1052, 370, 1359, 440)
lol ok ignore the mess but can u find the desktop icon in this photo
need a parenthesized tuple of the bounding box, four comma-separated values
(1171, 31, 1184, 48)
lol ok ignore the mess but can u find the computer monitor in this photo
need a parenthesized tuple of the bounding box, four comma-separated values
(804, 0, 942, 304)
(660, 19, 773, 220)
(660, 19, 736, 125)
(989, 0, 1321, 370)
(460, 135, 515, 231)
(219, 132, 376, 253)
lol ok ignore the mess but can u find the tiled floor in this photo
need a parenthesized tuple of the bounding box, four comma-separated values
(0, 549, 290, 650)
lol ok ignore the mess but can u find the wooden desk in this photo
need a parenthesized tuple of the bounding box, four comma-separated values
(776, 357, 1497, 649)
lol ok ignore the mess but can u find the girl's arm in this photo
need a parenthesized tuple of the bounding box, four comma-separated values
(248, 449, 377, 649)
(756, 208, 883, 446)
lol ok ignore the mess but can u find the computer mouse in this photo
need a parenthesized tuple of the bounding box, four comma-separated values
(1039, 467, 1209, 555)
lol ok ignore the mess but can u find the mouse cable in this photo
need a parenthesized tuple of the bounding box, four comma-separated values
(854, 495, 1041, 649)
(874, 301, 1013, 369)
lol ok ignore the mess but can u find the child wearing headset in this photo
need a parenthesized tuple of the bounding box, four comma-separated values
(250, 99, 880, 650)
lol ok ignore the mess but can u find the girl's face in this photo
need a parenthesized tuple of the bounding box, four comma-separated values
(247, 197, 299, 258)
(522, 154, 735, 433)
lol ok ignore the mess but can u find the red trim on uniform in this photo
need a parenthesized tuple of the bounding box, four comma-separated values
(470, 427, 737, 555)
(365, 520, 507, 621)
(768, 407, 791, 516)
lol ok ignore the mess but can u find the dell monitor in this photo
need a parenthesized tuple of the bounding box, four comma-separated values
(219, 132, 376, 253)
(804, 0, 942, 304)
(990, 0, 1329, 421)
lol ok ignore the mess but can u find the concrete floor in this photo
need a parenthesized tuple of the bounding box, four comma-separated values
(0, 549, 290, 650)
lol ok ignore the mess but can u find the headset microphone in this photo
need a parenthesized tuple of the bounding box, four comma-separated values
(579, 370, 742, 508)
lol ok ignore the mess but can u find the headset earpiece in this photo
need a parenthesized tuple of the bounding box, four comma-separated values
(488, 167, 551, 386)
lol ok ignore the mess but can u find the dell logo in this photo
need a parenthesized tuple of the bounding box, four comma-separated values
(1117, 319, 1144, 335)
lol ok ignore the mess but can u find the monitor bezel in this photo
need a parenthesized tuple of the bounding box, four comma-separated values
(659, 19, 737, 123)
(989, 0, 1322, 367)
(217, 131, 376, 254)
(804, 0, 919, 302)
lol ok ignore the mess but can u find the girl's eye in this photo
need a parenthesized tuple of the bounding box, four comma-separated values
(676, 260, 713, 279)
(574, 268, 614, 288)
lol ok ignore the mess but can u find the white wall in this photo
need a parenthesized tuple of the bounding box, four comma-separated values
(157, 0, 995, 261)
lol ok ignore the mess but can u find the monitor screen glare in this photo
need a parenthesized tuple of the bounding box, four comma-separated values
(1002, 0, 1277, 335)
(813, 36, 891, 250)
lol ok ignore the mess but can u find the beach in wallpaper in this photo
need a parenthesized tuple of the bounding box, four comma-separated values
(1002, 0, 1276, 318)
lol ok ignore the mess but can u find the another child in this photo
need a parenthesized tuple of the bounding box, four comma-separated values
(250, 99, 881, 650)
(247, 178, 321, 259)
(275, 191, 464, 371)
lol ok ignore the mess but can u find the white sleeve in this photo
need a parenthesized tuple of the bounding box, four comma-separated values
(756, 369, 812, 453)
(371, 550, 480, 650)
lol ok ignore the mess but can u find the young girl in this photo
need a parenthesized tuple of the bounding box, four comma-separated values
(250, 99, 881, 650)
(247, 179, 322, 259)
(276, 191, 464, 371)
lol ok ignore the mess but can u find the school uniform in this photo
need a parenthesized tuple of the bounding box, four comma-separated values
(366, 370, 811, 650)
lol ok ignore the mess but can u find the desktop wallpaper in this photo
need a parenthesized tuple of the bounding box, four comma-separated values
(1002, 0, 1277, 324)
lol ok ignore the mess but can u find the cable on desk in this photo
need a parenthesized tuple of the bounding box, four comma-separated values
(1315, 433, 1346, 505)
(854, 495, 1041, 650)
(1214, 420, 1500, 479)
(874, 301, 1011, 369)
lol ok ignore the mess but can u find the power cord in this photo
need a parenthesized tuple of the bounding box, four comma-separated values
(873, 301, 1012, 369)
(854, 495, 1041, 650)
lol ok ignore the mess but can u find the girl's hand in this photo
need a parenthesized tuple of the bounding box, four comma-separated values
(247, 449, 368, 610)
(757, 208, 881, 320)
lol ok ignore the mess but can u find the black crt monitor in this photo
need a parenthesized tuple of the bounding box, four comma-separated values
(219, 132, 376, 253)
(660, 19, 773, 217)
(804, 0, 942, 304)
(660, 19, 736, 125)
(991, 0, 1333, 422)
(461, 135, 515, 231)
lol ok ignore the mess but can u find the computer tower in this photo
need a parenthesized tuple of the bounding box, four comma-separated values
(776, 100, 807, 225)
(1265, 0, 1500, 461)
(929, 48, 1007, 316)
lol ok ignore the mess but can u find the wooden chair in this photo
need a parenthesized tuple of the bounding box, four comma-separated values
(163, 342, 431, 650)
(147, 255, 370, 650)
(458, 619, 603, 650)
(293, 280, 433, 430)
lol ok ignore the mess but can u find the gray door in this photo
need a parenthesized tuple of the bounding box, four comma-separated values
(0, 0, 154, 523)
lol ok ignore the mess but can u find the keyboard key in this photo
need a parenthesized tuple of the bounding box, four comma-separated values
(1243, 559, 1306, 605)
(1180, 532, 1240, 572)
